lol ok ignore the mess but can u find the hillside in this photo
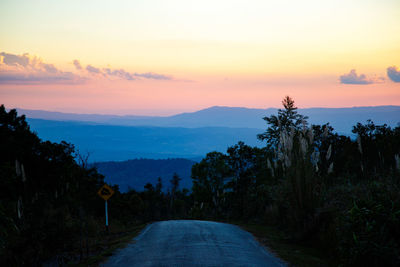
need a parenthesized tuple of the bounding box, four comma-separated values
(93, 158, 196, 192)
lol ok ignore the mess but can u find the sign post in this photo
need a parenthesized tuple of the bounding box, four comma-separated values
(97, 184, 114, 233)
(105, 200, 109, 230)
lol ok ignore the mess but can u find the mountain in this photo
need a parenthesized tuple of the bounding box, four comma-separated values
(17, 106, 400, 134)
(15, 108, 152, 123)
(27, 118, 262, 162)
(16, 105, 400, 162)
(93, 158, 196, 192)
(17, 106, 269, 128)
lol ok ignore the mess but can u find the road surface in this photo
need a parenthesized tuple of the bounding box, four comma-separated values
(102, 220, 286, 267)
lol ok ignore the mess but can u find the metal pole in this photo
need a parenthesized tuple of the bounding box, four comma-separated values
(105, 200, 109, 233)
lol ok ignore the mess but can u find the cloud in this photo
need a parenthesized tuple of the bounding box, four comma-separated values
(0, 51, 173, 84)
(340, 69, 376, 85)
(0, 51, 85, 84)
(86, 65, 101, 74)
(73, 59, 82, 70)
(0, 71, 84, 84)
(387, 66, 400, 82)
(0, 52, 30, 67)
(104, 68, 135, 80)
(102, 67, 172, 80)
(102, 68, 171, 80)
(40, 63, 58, 73)
(134, 72, 172, 80)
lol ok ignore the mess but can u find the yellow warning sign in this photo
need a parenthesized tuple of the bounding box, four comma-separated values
(97, 184, 115, 201)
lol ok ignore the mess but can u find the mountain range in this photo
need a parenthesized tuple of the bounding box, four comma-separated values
(19, 105, 400, 134)
(13, 105, 400, 162)
(14, 105, 399, 190)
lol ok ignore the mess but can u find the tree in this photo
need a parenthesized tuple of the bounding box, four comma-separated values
(169, 173, 181, 211)
(257, 96, 308, 149)
(226, 142, 256, 218)
(191, 152, 231, 217)
(0, 106, 106, 265)
(352, 120, 400, 176)
(170, 173, 181, 197)
(155, 177, 163, 194)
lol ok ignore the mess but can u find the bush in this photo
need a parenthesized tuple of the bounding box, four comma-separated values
(337, 179, 400, 266)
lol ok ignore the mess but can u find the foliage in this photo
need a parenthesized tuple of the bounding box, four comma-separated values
(191, 152, 231, 218)
(337, 179, 400, 266)
(1, 105, 197, 265)
(2, 97, 400, 266)
(0, 105, 107, 265)
(257, 95, 308, 149)
(190, 97, 400, 266)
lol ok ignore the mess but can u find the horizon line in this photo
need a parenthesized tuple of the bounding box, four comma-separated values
(4, 104, 400, 118)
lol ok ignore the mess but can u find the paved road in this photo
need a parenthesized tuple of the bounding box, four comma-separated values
(102, 220, 286, 267)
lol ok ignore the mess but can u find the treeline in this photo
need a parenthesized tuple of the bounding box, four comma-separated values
(0, 105, 106, 265)
(0, 105, 191, 266)
(190, 97, 400, 266)
(92, 158, 195, 192)
(1, 97, 400, 266)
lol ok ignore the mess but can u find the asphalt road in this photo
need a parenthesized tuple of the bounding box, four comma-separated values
(101, 220, 286, 267)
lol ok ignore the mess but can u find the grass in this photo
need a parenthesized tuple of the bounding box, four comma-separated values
(235, 222, 338, 267)
(68, 222, 148, 267)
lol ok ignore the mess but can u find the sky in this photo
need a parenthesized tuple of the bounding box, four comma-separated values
(1, 0, 399, 115)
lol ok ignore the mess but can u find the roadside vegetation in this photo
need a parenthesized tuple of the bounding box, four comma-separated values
(1, 97, 399, 266)
(0, 105, 186, 266)
(191, 97, 400, 266)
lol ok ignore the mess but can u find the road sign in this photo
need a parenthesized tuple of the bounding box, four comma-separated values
(97, 184, 114, 201)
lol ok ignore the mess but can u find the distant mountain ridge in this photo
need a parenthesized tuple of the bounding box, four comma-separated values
(12, 105, 400, 162)
(16, 105, 400, 134)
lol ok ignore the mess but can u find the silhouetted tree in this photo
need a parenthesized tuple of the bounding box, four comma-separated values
(257, 96, 308, 149)
(192, 152, 231, 217)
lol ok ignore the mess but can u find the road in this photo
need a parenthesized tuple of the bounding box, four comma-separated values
(101, 220, 286, 267)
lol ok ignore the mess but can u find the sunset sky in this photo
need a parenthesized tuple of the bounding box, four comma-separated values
(1, 0, 399, 115)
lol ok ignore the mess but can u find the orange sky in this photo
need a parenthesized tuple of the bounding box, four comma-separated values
(1, 0, 399, 115)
